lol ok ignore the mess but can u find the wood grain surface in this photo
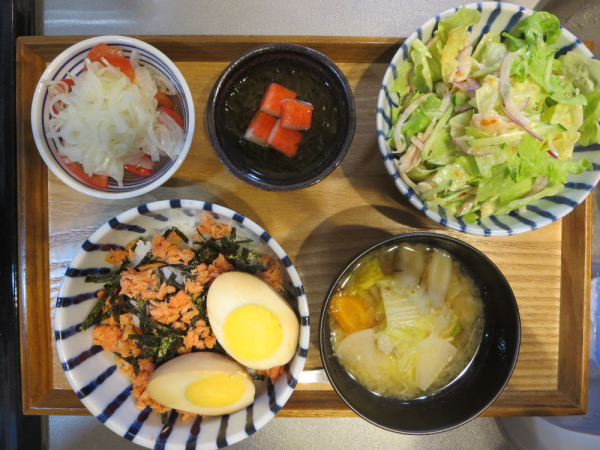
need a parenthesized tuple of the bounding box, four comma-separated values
(17, 36, 592, 417)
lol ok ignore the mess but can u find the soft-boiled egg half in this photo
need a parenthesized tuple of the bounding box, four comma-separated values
(207, 271, 299, 370)
(146, 352, 255, 416)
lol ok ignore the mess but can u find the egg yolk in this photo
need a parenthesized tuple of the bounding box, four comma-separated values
(223, 304, 283, 362)
(185, 374, 246, 408)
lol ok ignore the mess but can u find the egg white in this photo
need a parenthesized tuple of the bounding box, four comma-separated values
(207, 271, 299, 370)
(146, 352, 255, 416)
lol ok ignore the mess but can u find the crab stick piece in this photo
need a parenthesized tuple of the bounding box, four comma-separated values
(244, 110, 277, 147)
(280, 99, 314, 130)
(260, 83, 297, 117)
(267, 119, 302, 158)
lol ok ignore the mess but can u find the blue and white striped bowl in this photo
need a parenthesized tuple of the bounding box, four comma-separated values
(31, 36, 195, 199)
(376, 2, 600, 236)
(55, 200, 310, 449)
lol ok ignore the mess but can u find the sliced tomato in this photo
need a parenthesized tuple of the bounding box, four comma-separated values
(51, 78, 76, 114)
(157, 106, 184, 128)
(60, 78, 75, 91)
(59, 155, 109, 189)
(155, 91, 175, 109)
(124, 164, 153, 176)
(88, 43, 124, 62)
(102, 55, 136, 83)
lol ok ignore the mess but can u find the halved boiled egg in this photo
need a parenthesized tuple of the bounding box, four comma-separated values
(146, 352, 255, 416)
(207, 271, 299, 370)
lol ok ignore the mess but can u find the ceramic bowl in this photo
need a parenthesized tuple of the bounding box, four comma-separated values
(31, 35, 195, 199)
(320, 232, 520, 434)
(206, 43, 356, 191)
(376, 2, 600, 236)
(55, 200, 310, 449)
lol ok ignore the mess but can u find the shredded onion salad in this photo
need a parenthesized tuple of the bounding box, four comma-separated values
(43, 47, 184, 187)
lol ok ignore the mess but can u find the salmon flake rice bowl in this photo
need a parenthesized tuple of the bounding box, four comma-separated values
(54, 200, 309, 449)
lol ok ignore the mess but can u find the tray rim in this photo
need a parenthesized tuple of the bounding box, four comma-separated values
(16, 34, 592, 417)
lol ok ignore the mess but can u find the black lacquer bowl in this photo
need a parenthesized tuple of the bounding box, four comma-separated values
(206, 43, 355, 191)
(319, 232, 521, 434)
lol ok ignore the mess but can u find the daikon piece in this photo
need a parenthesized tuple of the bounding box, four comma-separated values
(394, 245, 426, 292)
(415, 335, 457, 390)
(378, 246, 398, 275)
(336, 328, 388, 381)
(427, 249, 452, 308)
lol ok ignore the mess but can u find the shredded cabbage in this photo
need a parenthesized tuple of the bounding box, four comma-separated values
(388, 8, 596, 222)
(45, 52, 183, 186)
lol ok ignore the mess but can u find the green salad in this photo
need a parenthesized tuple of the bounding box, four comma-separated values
(388, 8, 600, 222)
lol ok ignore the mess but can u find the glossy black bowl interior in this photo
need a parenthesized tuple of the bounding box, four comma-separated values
(206, 43, 355, 191)
(319, 232, 521, 434)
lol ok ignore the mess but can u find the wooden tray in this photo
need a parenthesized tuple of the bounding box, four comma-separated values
(17, 36, 592, 417)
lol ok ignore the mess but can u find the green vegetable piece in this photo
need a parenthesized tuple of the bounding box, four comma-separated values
(436, 6, 481, 45)
(450, 323, 462, 337)
(79, 291, 109, 331)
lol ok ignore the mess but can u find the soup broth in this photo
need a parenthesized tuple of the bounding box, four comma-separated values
(222, 61, 339, 180)
(329, 244, 484, 400)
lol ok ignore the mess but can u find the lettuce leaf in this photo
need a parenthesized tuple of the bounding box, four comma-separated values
(410, 39, 434, 92)
(436, 6, 481, 45)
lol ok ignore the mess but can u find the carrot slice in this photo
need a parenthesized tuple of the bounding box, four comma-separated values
(267, 119, 302, 158)
(155, 91, 175, 109)
(260, 83, 297, 117)
(329, 292, 375, 334)
(280, 99, 314, 130)
(244, 111, 277, 147)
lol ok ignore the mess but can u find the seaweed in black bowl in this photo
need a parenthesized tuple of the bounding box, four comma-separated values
(222, 61, 339, 181)
(207, 43, 355, 191)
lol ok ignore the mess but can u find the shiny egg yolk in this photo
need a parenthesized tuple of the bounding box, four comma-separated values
(223, 304, 283, 363)
(185, 373, 246, 408)
(146, 352, 256, 416)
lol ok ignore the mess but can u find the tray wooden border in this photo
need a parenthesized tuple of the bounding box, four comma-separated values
(16, 35, 592, 417)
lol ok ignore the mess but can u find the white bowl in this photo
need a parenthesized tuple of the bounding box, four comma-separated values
(54, 200, 310, 449)
(376, 2, 600, 236)
(31, 36, 195, 199)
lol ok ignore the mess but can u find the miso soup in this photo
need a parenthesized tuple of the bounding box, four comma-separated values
(329, 244, 484, 400)
(222, 61, 339, 180)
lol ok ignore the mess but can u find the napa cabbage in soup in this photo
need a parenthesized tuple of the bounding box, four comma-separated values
(329, 244, 484, 400)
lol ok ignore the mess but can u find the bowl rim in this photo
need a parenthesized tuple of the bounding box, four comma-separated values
(206, 42, 356, 192)
(54, 199, 310, 448)
(318, 231, 521, 434)
(30, 35, 195, 200)
(375, 2, 600, 236)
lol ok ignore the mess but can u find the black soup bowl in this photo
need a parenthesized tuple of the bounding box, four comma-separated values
(207, 43, 356, 191)
(319, 232, 521, 434)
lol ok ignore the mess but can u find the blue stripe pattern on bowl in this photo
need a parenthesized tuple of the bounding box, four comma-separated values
(54, 200, 310, 450)
(375, 2, 600, 236)
(40, 43, 190, 193)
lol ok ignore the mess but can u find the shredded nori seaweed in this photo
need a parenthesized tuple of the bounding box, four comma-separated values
(79, 222, 283, 371)
(162, 226, 190, 244)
